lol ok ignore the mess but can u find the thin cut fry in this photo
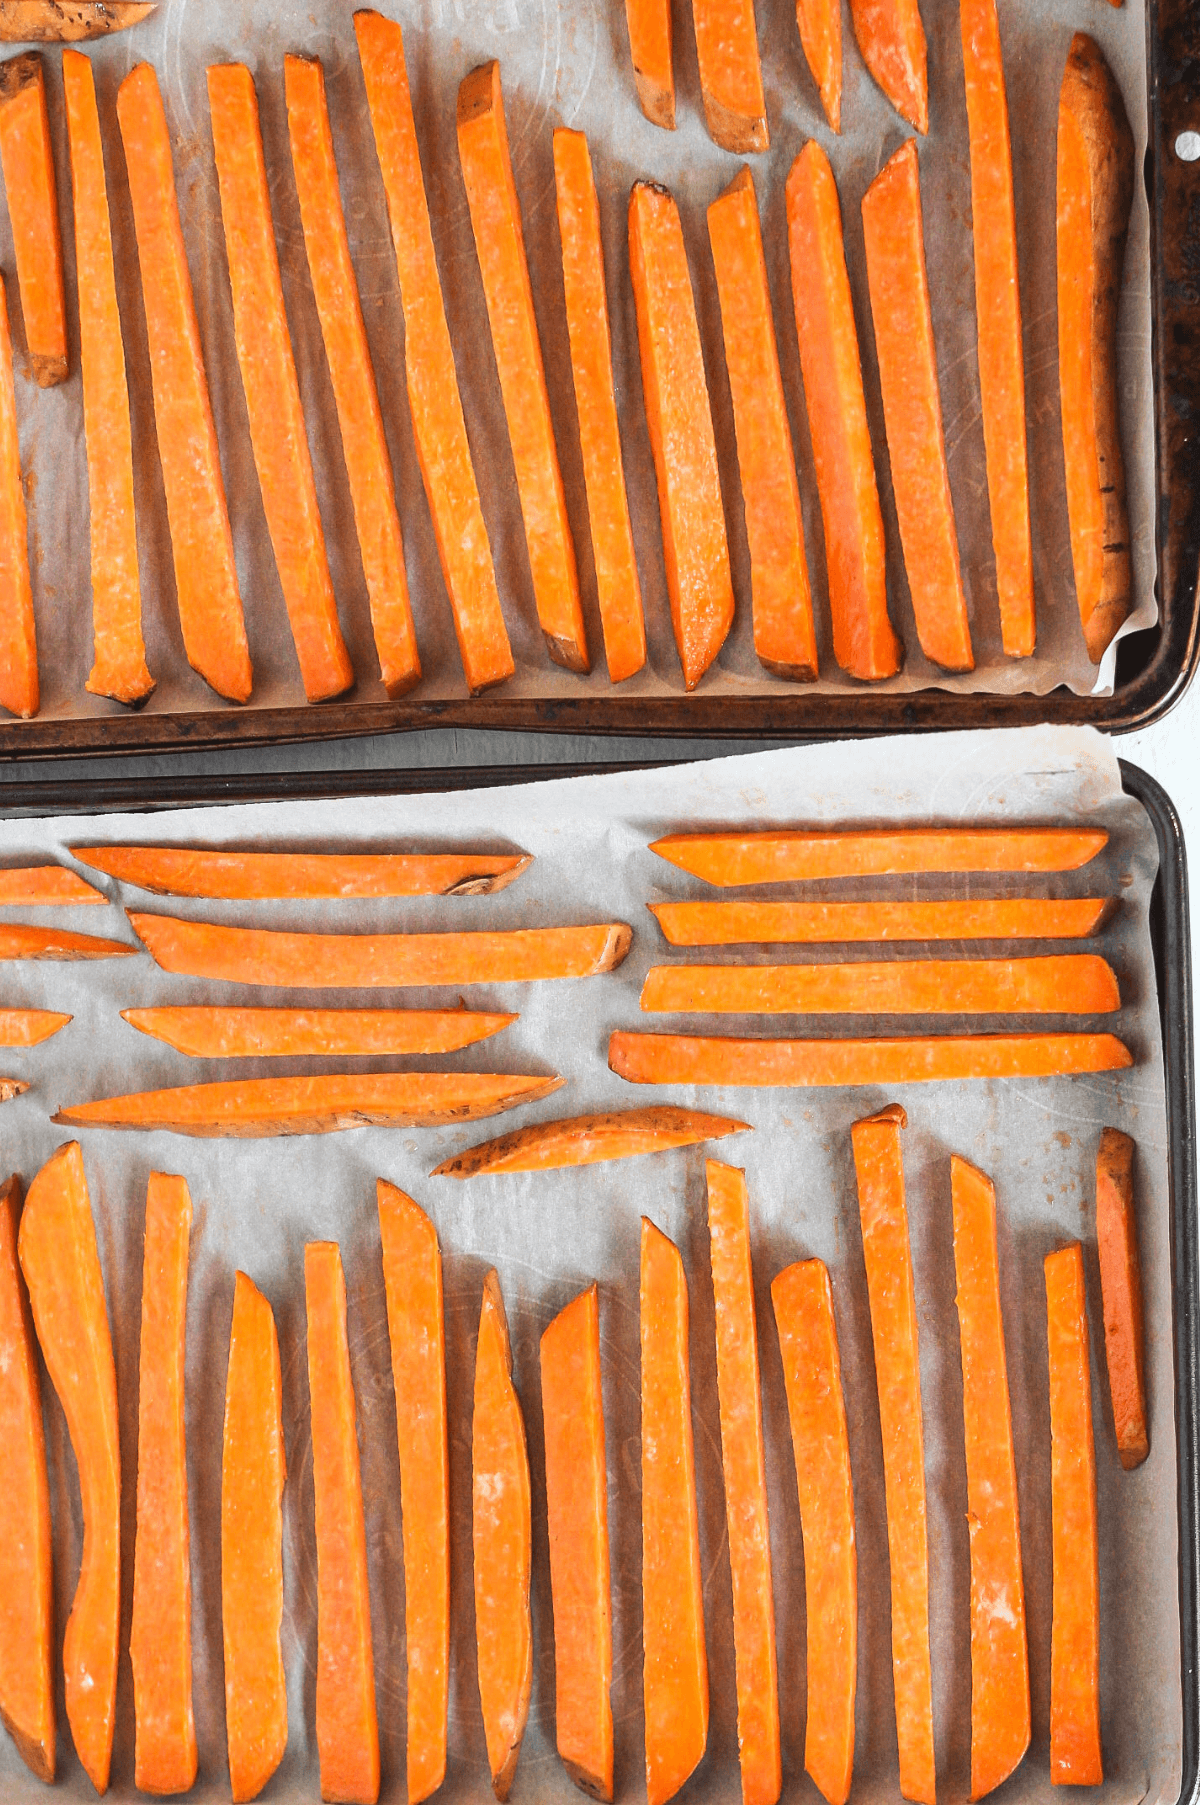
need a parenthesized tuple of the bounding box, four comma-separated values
(650, 827, 1107, 883)
(848, 0, 928, 132)
(0, 53, 65, 383)
(0, 2, 156, 39)
(650, 896, 1112, 946)
(1094, 1127, 1147, 1468)
(624, 0, 674, 128)
(0, 1009, 69, 1046)
(692, 0, 768, 152)
(639, 955, 1120, 1016)
(123, 1006, 516, 1060)
(75, 843, 532, 899)
(795, 0, 842, 130)
(432, 1105, 750, 1177)
(0, 274, 36, 719)
(0, 923, 135, 960)
(0, 864, 104, 904)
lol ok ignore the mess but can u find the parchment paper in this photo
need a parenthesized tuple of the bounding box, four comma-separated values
(0, 726, 1179, 1805)
(2, 0, 1154, 730)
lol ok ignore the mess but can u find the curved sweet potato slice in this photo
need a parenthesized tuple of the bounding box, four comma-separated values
(0, 1009, 69, 1045)
(0, 274, 36, 719)
(624, 0, 674, 128)
(639, 955, 1120, 1016)
(432, 1106, 750, 1177)
(122, 1006, 516, 1060)
(795, 0, 841, 130)
(0, 864, 104, 903)
(0, 923, 133, 960)
(0, 53, 66, 384)
(76, 844, 531, 899)
(650, 827, 1107, 883)
(692, 0, 768, 152)
(649, 896, 1111, 946)
(1095, 1127, 1147, 1469)
(848, 0, 928, 132)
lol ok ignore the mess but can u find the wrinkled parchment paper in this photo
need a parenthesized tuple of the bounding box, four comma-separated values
(2, 0, 1153, 731)
(0, 726, 1179, 1804)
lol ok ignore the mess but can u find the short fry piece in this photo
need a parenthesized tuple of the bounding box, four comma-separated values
(795, 0, 842, 130)
(611, 1032, 1131, 1089)
(0, 52, 65, 383)
(624, 0, 674, 128)
(848, 0, 928, 132)
(650, 896, 1111, 946)
(640, 955, 1120, 1016)
(0, 864, 103, 904)
(75, 844, 532, 899)
(0, 1076, 26, 1100)
(0, 275, 36, 718)
(650, 827, 1107, 884)
(0, 1009, 69, 1046)
(123, 1006, 516, 1060)
(0, 2, 155, 38)
(1094, 1127, 1147, 1468)
(0, 923, 134, 960)
(692, 0, 768, 152)
(433, 1105, 749, 1177)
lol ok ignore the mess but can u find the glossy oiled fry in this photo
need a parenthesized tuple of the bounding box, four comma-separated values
(609, 1031, 1132, 1088)
(432, 1106, 750, 1177)
(75, 844, 532, 899)
(639, 956, 1120, 1016)
(122, 1007, 516, 1061)
(650, 827, 1107, 883)
(650, 897, 1111, 946)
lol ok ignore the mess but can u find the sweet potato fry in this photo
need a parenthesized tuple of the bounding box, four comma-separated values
(458, 61, 589, 675)
(795, 0, 841, 130)
(0, 922, 134, 960)
(0, 1, 155, 38)
(786, 143, 901, 680)
(0, 864, 103, 903)
(432, 1105, 750, 1177)
(0, 1076, 27, 1100)
(623, 0, 674, 128)
(650, 826, 1107, 884)
(18, 1142, 119, 1793)
(76, 843, 531, 899)
(0, 1009, 69, 1046)
(0, 274, 36, 719)
(123, 1005, 516, 1060)
(0, 52, 65, 384)
(692, 0, 768, 152)
(848, 0, 928, 132)
(708, 167, 816, 681)
(639, 955, 1120, 1016)
(650, 896, 1111, 946)
(1094, 1127, 1147, 1469)
(630, 180, 734, 690)
(53, 1071, 564, 1137)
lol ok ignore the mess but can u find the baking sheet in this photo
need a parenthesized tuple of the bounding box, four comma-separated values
(0, 726, 1180, 1803)
(4, 0, 1154, 734)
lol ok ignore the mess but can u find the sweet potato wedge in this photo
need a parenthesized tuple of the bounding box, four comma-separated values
(624, 0, 674, 128)
(432, 1106, 750, 1177)
(76, 843, 531, 899)
(0, 52, 65, 384)
(848, 0, 928, 132)
(610, 1031, 1132, 1088)
(1094, 1127, 1147, 1469)
(0, 1076, 27, 1100)
(650, 826, 1107, 883)
(639, 955, 1120, 1016)
(0, 923, 134, 960)
(0, 1, 155, 37)
(795, 0, 842, 130)
(692, 0, 768, 152)
(0, 274, 36, 719)
(0, 864, 103, 903)
(650, 896, 1112, 946)
(123, 1005, 516, 1060)
(0, 1009, 69, 1046)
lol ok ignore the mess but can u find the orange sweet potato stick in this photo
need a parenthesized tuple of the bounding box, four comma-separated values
(458, 62, 589, 675)
(540, 1284, 613, 1800)
(432, 1105, 749, 1177)
(207, 63, 354, 705)
(795, 0, 842, 130)
(961, 0, 1033, 658)
(0, 922, 134, 959)
(771, 1257, 856, 1805)
(76, 843, 532, 899)
(377, 1182, 449, 1804)
(0, 1174, 54, 1783)
(639, 954, 1120, 1016)
(692, 0, 768, 152)
(354, 11, 513, 696)
(130, 1173, 197, 1795)
(117, 62, 252, 703)
(62, 48, 154, 704)
(1044, 1243, 1102, 1786)
(706, 1162, 780, 1805)
(848, 0, 928, 132)
(0, 274, 36, 718)
(553, 128, 646, 683)
(0, 53, 65, 383)
(951, 1156, 1030, 1800)
(1094, 1127, 1147, 1469)
(862, 140, 973, 672)
(708, 167, 817, 682)
(641, 1217, 709, 1805)
(285, 53, 419, 700)
(474, 1269, 532, 1800)
(18, 1142, 119, 1793)
(306, 1242, 379, 1805)
(122, 1005, 516, 1060)
(0, 1008, 70, 1045)
(650, 826, 1107, 883)
(0, 863, 103, 902)
(222, 1271, 287, 1804)
(630, 180, 734, 690)
(650, 896, 1111, 946)
(786, 143, 901, 680)
(624, 0, 674, 128)
(851, 1105, 935, 1805)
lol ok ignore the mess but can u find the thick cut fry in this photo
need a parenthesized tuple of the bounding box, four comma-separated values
(851, 1105, 934, 1805)
(0, 922, 134, 959)
(306, 1242, 379, 1805)
(651, 827, 1107, 884)
(433, 1105, 750, 1177)
(961, 0, 1033, 657)
(18, 1142, 119, 1793)
(62, 49, 154, 704)
(285, 54, 418, 700)
(53, 1071, 564, 1137)
(553, 129, 646, 683)
(795, 0, 842, 130)
(650, 896, 1111, 946)
(692, 0, 768, 152)
(863, 141, 973, 672)
(129, 912, 631, 987)
(848, 0, 928, 131)
(951, 1156, 1029, 1800)
(117, 63, 251, 703)
(640, 955, 1120, 1016)
(130, 1173, 196, 1796)
(0, 53, 64, 383)
(378, 1183, 448, 1805)
(706, 1163, 780, 1805)
(458, 62, 588, 675)
(222, 1272, 287, 1804)
(624, 0, 674, 127)
(77, 843, 531, 899)
(630, 180, 734, 690)
(772, 1258, 856, 1805)
(786, 143, 901, 680)
(123, 1005, 516, 1060)
(0, 275, 36, 718)
(208, 64, 354, 705)
(354, 12, 512, 696)
(0, 1175, 54, 1783)
(611, 1031, 1131, 1088)
(1094, 1127, 1147, 1469)
(474, 1270, 532, 1800)
(0, 1, 155, 38)
(708, 167, 816, 681)
(0, 863, 103, 903)
(540, 1285, 613, 1800)
(1045, 1244, 1102, 1786)
(1057, 34, 1134, 663)
(0, 1008, 69, 1045)
(641, 1218, 709, 1805)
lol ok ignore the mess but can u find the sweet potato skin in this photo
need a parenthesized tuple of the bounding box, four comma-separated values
(0, 2, 156, 39)
(432, 1106, 750, 1176)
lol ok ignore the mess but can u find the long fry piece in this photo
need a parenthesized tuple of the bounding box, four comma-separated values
(0, 274, 35, 718)
(0, 1009, 69, 1046)
(611, 1032, 1131, 1088)
(0, 864, 103, 903)
(650, 827, 1107, 884)
(0, 2, 155, 39)
(692, 0, 768, 152)
(650, 897, 1111, 946)
(432, 1105, 750, 1177)
(848, 0, 928, 132)
(795, 0, 842, 130)
(0, 923, 134, 960)
(640, 955, 1120, 1016)
(123, 1006, 516, 1060)
(624, 0, 674, 128)
(0, 52, 65, 383)
(1095, 1127, 1147, 1469)
(76, 843, 532, 899)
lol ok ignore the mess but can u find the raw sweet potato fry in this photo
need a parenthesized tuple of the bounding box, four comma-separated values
(540, 1284, 613, 1801)
(708, 167, 817, 682)
(706, 1162, 780, 1805)
(129, 912, 632, 987)
(474, 1269, 532, 1801)
(795, 0, 842, 130)
(432, 1105, 750, 1177)
(306, 1242, 379, 1805)
(951, 1156, 1030, 1800)
(553, 128, 646, 683)
(18, 1142, 119, 1793)
(208, 63, 355, 705)
(117, 62, 252, 703)
(0, 2, 155, 38)
(848, 0, 929, 132)
(0, 922, 134, 959)
(76, 843, 532, 899)
(0, 864, 103, 903)
(53, 1071, 564, 1137)
(0, 274, 36, 719)
(630, 180, 734, 690)
(0, 1174, 54, 1784)
(650, 826, 1108, 884)
(123, 1005, 516, 1060)
(1045, 1243, 1102, 1786)
(786, 143, 901, 681)
(130, 1173, 197, 1796)
(692, 0, 768, 152)
(772, 1257, 856, 1805)
(0, 1076, 27, 1100)
(624, 0, 674, 128)
(851, 1105, 935, 1805)
(286, 53, 418, 701)
(650, 896, 1112, 946)
(458, 61, 589, 675)
(0, 1009, 69, 1046)
(639, 955, 1120, 1016)
(1094, 1127, 1147, 1469)
(222, 1271, 287, 1805)
(1057, 33, 1134, 663)
(354, 11, 513, 696)
(862, 140, 973, 672)
(0, 52, 65, 383)
(378, 1182, 449, 1805)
